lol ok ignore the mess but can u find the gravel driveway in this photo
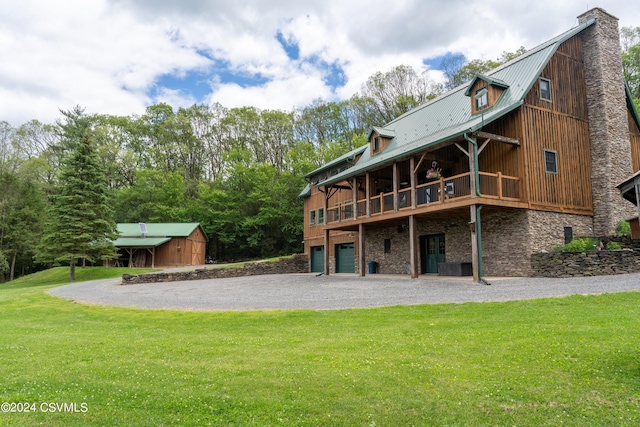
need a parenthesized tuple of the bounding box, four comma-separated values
(48, 272, 640, 311)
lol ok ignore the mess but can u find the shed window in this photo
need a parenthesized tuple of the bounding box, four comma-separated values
(540, 78, 552, 102)
(544, 149, 558, 174)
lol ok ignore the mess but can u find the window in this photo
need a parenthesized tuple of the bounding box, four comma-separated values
(540, 78, 552, 102)
(384, 238, 391, 254)
(318, 207, 324, 224)
(310, 209, 317, 225)
(373, 137, 380, 152)
(544, 149, 558, 174)
(475, 88, 488, 110)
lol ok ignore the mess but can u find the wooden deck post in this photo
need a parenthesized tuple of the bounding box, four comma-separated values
(409, 215, 418, 278)
(359, 223, 365, 277)
(393, 162, 399, 212)
(323, 228, 330, 276)
(366, 172, 371, 217)
(470, 205, 479, 281)
(410, 156, 417, 209)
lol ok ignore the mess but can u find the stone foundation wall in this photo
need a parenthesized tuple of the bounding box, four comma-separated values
(481, 210, 531, 276)
(527, 210, 594, 253)
(365, 227, 412, 274)
(121, 254, 308, 285)
(531, 249, 640, 277)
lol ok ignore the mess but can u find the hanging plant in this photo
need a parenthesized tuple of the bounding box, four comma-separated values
(426, 161, 441, 180)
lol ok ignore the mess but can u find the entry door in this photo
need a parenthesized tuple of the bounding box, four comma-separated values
(422, 234, 445, 274)
(310, 246, 325, 273)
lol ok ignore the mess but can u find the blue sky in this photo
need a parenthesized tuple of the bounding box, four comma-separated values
(1, 0, 639, 125)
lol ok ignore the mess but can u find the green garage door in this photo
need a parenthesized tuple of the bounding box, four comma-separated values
(335, 243, 355, 273)
(310, 246, 325, 273)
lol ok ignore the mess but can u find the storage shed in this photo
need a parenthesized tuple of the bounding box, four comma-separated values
(112, 223, 208, 268)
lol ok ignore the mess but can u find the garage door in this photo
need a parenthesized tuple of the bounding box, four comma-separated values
(310, 246, 325, 273)
(335, 243, 355, 273)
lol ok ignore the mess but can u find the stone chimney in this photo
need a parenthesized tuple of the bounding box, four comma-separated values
(578, 8, 635, 236)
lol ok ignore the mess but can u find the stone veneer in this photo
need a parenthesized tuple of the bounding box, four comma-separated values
(362, 209, 596, 277)
(578, 8, 636, 235)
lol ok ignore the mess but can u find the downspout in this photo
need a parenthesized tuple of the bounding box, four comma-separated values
(464, 132, 491, 285)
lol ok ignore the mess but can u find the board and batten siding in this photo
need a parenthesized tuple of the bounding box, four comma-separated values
(520, 34, 593, 214)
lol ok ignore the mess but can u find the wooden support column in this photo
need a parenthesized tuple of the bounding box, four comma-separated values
(352, 177, 358, 218)
(366, 172, 371, 217)
(323, 228, 330, 276)
(470, 205, 479, 281)
(409, 215, 418, 278)
(636, 182, 640, 221)
(468, 139, 477, 197)
(358, 223, 366, 277)
(410, 156, 417, 209)
(393, 162, 399, 212)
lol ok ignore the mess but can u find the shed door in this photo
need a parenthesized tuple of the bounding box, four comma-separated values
(310, 246, 325, 273)
(335, 243, 355, 273)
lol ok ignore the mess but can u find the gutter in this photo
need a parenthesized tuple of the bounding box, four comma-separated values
(464, 132, 491, 285)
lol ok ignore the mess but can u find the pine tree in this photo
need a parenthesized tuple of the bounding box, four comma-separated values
(37, 107, 118, 281)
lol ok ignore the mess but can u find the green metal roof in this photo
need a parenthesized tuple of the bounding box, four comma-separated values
(112, 237, 171, 248)
(116, 223, 204, 238)
(298, 183, 311, 198)
(318, 18, 597, 187)
(304, 145, 368, 179)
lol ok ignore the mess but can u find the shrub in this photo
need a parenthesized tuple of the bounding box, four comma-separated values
(616, 220, 631, 236)
(553, 237, 598, 252)
(606, 241, 621, 250)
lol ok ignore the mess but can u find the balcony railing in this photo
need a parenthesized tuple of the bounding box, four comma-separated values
(325, 171, 521, 224)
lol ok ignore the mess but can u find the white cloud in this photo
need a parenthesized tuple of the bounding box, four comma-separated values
(0, 0, 638, 125)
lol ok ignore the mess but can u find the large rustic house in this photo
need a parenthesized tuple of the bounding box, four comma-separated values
(112, 223, 208, 268)
(301, 8, 640, 279)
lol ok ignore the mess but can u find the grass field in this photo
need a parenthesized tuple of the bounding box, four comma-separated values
(1, 268, 640, 426)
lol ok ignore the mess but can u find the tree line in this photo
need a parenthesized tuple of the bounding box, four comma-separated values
(1, 31, 638, 281)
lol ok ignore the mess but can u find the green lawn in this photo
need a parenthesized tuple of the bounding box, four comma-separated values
(1, 268, 639, 426)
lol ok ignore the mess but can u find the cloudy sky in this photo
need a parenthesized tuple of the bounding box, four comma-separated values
(1, 0, 638, 126)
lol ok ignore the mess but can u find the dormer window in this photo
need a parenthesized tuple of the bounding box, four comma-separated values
(475, 87, 488, 110)
(373, 137, 380, 152)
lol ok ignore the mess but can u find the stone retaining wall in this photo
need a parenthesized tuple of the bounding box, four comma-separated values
(531, 249, 640, 277)
(121, 254, 308, 285)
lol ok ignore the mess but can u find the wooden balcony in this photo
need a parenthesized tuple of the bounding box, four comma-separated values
(326, 171, 522, 225)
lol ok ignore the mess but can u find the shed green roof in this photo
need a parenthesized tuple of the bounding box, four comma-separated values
(318, 18, 597, 187)
(116, 223, 204, 238)
(112, 237, 171, 248)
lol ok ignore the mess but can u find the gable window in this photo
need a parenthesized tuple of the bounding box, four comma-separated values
(310, 209, 317, 225)
(318, 207, 324, 224)
(540, 78, 552, 102)
(475, 88, 488, 110)
(544, 149, 558, 174)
